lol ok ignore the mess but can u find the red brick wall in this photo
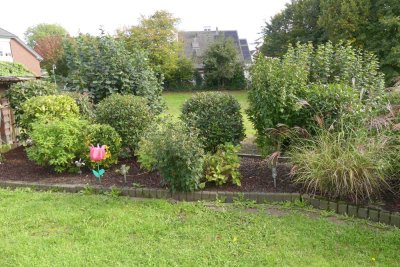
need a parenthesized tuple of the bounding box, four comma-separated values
(10, 39, 41, 76)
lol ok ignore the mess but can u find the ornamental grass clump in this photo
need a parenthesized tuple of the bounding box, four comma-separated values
(289, 130, 390, 203)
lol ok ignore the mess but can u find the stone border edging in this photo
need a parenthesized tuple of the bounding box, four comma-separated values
(0, 180, 399, 227)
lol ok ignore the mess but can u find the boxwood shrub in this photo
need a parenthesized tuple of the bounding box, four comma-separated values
(181, 92, 245, 152)
(138, 119, 204, 192)
(95, 94, 154, 153)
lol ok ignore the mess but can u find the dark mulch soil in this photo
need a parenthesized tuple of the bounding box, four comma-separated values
(0, 147, 297, 193)
(1, 147, 399, 212)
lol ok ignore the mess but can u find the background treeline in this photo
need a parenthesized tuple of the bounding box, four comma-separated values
(26, 11, 247, 91)
(261, 0, 400, 85)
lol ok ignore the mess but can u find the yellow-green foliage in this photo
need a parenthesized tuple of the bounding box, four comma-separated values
(20, 95, 80, 134)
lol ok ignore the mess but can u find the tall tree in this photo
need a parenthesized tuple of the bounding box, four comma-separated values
(261, 0, 325, 57)
(33, 36, 64, 72)
(24, 23, 68, 48)
(117, 10, 181, 81)
(203, 38, 245, 89)
(260, 0, 400, 84)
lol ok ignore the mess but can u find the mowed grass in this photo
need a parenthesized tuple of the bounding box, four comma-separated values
(0, 188, 399, 266)
(162, 91, 256, 137)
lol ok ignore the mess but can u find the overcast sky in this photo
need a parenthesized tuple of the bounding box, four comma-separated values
(1, 0, 290, 50)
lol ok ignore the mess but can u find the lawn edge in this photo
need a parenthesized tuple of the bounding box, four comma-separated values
(0, 180, 398, 227)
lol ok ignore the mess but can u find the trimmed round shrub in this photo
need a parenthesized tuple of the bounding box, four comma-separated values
(7, 80, 58, 124)
(138, 119, 204, 192)
(95, 94, 154, 152)
(62, 91, 95, 120)
(289, 130, 390, 202)
(20, 95, 80, 135)
(26, 118, 88, 173)
(83, 123, 122, 168)
(181, 92, 245, 152)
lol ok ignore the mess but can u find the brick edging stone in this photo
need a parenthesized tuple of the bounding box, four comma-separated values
(0, 180, 399, 227)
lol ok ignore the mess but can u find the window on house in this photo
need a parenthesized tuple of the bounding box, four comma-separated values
(0, 51, 3, 56)
(5, 52, 11, 57)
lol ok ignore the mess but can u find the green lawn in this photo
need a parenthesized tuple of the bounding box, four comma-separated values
(1, 189, 399, 266)
(163, 91, 256, 137)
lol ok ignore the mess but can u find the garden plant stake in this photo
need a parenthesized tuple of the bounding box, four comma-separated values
(90, 144, 106, 182)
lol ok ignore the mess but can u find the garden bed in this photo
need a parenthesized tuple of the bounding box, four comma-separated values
(2, 147, 399, 212)
(1, 146, 297, 193)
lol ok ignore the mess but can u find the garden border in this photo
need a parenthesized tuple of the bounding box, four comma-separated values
(0, 180, 399, 227)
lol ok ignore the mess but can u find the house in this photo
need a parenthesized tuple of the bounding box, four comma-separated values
(178, 27, 252, 73)
(0, 27, 43, 77)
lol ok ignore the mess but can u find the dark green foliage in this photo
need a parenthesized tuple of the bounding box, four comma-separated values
(7, 80, 58, 125)
(61, 91, 95, 120)
(62, 34, 164, 113)
(203, 143, 241, 187)
(83, 124, 122, 168)
(247, 43, 384, 155)
(261, 0, 325, 57)
(181, 92, 245, 152)
(297, 83, 363, 132)
(0, 62, 33, 77)
(138, 119, 204, 192)
(290, 129, 391, 202)
(203, 38, 246, 89)
(164, 57, 194, 90)
(20, 95, 79, 136)
(261, 0, 400, 84)
(26, 118, 87, 173)
(95, 94, 154, 153)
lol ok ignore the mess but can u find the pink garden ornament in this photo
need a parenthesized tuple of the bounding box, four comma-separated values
(90, 144, 106, 162)
(90, 144, 106, 182)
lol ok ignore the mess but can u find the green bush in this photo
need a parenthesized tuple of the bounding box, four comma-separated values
(181, 92, 245, 152)
(203, 143, 241, 187)
(62, 34, 164, 113)
(297, 83, 364, 132)
(20, 95, 79, 135)
(61, 91, 95, 120)
(95, 94, 154, 153)
(248, 42, 385, 155)
(26, 118, 87, 173)
(7, 80, 58, 124)
(83, 124, 122, 168)
(289, 130, 390, 202)
(138, 119, 204, 192)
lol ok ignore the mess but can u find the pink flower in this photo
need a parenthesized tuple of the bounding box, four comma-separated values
(90, 144, 106, 162)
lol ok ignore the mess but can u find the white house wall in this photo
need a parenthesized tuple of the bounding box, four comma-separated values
(0, 38, 13, 62)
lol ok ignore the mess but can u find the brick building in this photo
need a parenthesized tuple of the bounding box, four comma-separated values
(0, 27, 43, 76)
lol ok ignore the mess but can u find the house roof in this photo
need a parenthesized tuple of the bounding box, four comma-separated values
(178, 29, 252, 69)
(0, 27, 43, 61)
